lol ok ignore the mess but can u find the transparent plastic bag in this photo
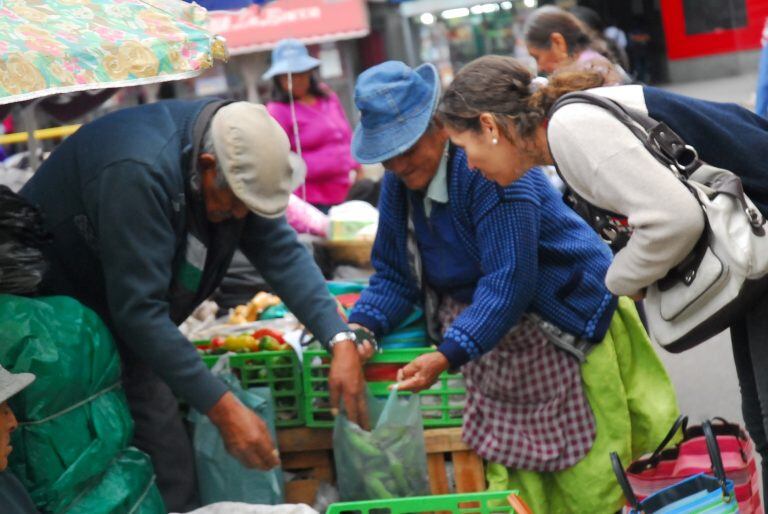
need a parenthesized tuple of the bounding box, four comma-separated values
(333, 388, 429, 502)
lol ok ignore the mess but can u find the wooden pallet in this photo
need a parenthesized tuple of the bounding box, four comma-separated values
(277, 427, 336, 504)
(422, 427, 486, 495)
(277, 427, 485, 504)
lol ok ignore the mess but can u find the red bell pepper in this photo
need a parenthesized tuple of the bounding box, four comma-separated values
(251, 328, 285, 344)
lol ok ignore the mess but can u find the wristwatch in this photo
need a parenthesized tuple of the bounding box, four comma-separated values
(327, 331, 357, 350)
(328, 328, 379, 352)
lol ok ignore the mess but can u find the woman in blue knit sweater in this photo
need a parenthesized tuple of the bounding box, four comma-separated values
(348, 61, 678, 513)
(440, 55, 768, 506)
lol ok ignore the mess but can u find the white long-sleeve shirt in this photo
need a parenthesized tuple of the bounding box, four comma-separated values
(547, 85, 705, 296)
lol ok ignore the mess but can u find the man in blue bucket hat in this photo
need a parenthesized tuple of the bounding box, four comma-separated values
(347, 61, 456, 359)
(346, 61, 612, 395)
(350, 61, 442, 169)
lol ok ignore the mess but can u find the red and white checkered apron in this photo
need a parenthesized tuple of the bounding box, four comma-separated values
(439, 297, 597, 471)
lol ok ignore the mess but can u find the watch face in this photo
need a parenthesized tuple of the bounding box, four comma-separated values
(331, 332, 356, 346)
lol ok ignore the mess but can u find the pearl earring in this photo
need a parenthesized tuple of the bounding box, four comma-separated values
(492, 137, 498, 145)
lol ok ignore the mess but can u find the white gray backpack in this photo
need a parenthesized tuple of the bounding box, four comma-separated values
(550, 92, 768, 352)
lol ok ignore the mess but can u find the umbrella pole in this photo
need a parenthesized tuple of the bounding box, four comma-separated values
(287, 72, 306, 202)
(22, 101, 42, 171)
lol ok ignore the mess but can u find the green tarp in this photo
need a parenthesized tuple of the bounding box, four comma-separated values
(0, 295, 165, 514)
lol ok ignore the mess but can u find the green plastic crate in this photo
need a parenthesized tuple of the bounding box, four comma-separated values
(195, 343, 304, 427)
(303, 347, 466, 428)
(326, 490, 520, 514)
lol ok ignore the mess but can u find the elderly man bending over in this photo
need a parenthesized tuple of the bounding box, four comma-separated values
(21, 100, 370, 512)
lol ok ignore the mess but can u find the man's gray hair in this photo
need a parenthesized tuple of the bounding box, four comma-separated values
(201, 128, 229, 190)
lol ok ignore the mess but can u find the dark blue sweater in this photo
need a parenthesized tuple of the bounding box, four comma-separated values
(409, 191, 482, 303)
(348, 150, 617, 368)
(644, 87, 768, 215)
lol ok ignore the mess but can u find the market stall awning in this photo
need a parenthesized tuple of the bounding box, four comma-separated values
(193, 0, 273, 12)
(0, 0, 228, 106)
(208, 0, 370, 56)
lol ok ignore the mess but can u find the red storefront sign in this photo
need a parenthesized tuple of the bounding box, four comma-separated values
(661, 0, 768, 60)
(209, 0, 370, 56)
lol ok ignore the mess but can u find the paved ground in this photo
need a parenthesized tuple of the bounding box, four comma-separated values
(653, 331, 743, 423)
(661, 71, 759, 107)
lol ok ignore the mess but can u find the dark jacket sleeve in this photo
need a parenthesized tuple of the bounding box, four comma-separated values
(239, 215, 348, 346)
(437, 176, 541, 369)
(0, 471, 39, 514)
(84, 161, 228, 414)
(347, 174, 421, 335)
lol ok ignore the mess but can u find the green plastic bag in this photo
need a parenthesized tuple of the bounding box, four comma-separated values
(191, 358, 285, 506)
(63, 448, 165, 514)
(333, 388, 430, 502)
(486, 297, 680, 514)
(0, 295, 164, 514)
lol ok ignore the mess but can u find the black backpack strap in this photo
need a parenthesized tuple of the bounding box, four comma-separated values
(558, 185, 631, 252)
(545, 91, 710, 256)
(550, 92, 702, 177)
(190, 99, 235, 177)
(544, 95, 632, 252)
(183, 98, 236, 203)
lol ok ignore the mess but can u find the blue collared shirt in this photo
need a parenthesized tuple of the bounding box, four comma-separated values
(423, 143, 449, 216)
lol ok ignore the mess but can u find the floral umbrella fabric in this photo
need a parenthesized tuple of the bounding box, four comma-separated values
(0, 0, 228, 105)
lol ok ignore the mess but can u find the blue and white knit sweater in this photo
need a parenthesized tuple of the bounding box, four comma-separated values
(348, 149, 617, 368)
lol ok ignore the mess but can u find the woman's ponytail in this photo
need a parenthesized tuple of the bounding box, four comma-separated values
(528, 70, 605, 116)
(440, 56, 606, 138)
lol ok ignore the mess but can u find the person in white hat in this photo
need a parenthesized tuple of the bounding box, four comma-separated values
(20, 99, 371, 511)
(0, 365, 38, 513)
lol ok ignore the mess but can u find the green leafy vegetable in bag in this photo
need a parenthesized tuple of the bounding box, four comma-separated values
(333, 388, 430, 501)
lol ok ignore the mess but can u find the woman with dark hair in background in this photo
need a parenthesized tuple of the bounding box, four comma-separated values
(264, 39, 361, 213)
(524, 5, 629, 85)
(569, 6, 630, 72)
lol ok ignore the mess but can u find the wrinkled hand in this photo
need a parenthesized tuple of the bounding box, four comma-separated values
(348, 323, 377, 362)
(207, 391, 280, 470)
(395, 352, 450, 393)
(329, 340, 370, 429)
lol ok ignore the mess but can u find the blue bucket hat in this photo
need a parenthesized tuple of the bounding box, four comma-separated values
(351, 61, 440, 164)
(262, 39, 321, 80)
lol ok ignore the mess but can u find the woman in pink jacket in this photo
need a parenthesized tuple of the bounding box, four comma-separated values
(264, 39, 360, 213)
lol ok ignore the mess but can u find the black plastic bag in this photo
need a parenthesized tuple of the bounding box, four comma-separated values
(0, 185, 50, 294)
